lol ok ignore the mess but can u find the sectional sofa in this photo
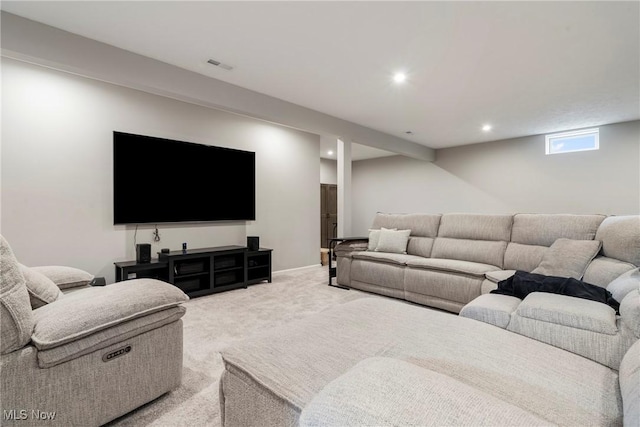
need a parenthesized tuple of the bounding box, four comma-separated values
(218, 212, 640, 426)
(220, 295, 639, 426)
(334, 213, 639, 312)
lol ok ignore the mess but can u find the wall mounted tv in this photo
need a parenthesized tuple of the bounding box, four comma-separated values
(113, 131, 255, 224)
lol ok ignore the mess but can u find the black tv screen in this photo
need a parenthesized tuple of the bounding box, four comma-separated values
(113, 132, 255, 224)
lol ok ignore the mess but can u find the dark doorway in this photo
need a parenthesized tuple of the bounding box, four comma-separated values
(321, 184, 338, 249)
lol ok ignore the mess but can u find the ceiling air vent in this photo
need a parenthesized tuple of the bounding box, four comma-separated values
(207, 59, 233, 71)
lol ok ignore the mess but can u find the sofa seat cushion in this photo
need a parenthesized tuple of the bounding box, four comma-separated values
(491, 270, 619, 312)
(351, 251, 423, 266)
(32, 278, 188, 350)
(485, 269, 516, 283)
(516, 292, 617, 335)
(459, 294, 521, 328)
(220, 298, 622, 426)
(507, 313, 636, 370)
(406, 258, 499, 277)
(299, 357, 550, 427)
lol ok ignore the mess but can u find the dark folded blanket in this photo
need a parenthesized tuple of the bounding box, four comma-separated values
(491, 270, 620, 313)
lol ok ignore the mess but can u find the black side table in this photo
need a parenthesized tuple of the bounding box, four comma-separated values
(328, 237, 368, 289)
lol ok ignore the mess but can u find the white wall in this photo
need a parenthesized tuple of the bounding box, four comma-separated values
(2, 11, 434, 162)
(2, 58, 320, 281)
(352, 120, 640, 234)
(320, 158, 337, 185)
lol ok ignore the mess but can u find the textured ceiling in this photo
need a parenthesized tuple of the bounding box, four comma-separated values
(2, 1, 638, 154)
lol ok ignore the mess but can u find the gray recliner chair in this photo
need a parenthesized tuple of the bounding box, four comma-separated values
(0, 235, 189, 426)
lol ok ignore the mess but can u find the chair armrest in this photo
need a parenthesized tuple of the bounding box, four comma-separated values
(30, 265, 94, 290)
(32, 278, 188, 350)
(459, 294, 521, 328)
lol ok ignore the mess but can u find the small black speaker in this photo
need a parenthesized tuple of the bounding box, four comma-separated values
(136, 243, 151, 263)
(247, 236, 259, 251)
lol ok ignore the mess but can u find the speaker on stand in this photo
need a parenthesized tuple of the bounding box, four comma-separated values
(136, 243, 151, 263)
(247, 236, 259, 251)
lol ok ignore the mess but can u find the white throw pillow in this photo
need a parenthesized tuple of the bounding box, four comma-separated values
(375, 229, 411, 254)
(368, 228, 396, 251)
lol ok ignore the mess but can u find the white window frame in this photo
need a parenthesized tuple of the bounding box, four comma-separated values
(545, 128, 599, 155)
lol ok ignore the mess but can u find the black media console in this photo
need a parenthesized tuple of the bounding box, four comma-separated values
(114, 245, 272, 297)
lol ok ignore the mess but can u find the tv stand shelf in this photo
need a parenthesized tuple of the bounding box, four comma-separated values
(114, 245, 272, 297)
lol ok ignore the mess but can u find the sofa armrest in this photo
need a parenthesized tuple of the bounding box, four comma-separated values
(32, 279, 188, 350)
(459, 294, 521, 328)
(620, 288, 640, 338)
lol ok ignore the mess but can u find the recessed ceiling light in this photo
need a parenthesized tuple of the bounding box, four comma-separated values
(482, 124, 492, 131)
(327, 150, 334, 155)
(405, 131, 413, 135)
(393, 72, 407, 83)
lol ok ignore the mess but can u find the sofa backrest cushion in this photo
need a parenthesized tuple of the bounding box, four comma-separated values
(584, 257, 637, 288)
(371, 213, 441, 258)
(504, 214, 606, 272)
(432, 238, 507, 268)
(371, 213, 441, 237)
(0, 235, 35, 354)
(595, 215, 640, 267)
(619, 339, 640, 427)
(511, 214, 606, 247)
(503, 243, 547, 272)
(437, 213, 513, 241)
(431, 214, 512, 268)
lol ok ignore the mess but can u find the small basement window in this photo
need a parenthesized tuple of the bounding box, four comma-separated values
(545, 128, 599, 155)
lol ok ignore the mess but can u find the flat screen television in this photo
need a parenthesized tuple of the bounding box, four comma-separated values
(113, 131, 255, 224)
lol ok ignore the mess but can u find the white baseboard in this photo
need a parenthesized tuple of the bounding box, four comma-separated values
(272, 264, 323, 275)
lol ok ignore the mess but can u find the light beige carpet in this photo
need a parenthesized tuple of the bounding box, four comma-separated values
(107, 265, 372, 427)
